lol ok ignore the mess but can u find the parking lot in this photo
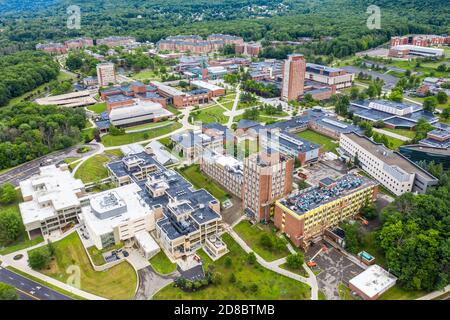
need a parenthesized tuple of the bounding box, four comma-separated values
(306, 242, 364, 300)
(300, 160, 348, 187)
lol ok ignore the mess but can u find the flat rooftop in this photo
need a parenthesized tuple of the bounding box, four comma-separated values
(349, 265, 397, 299)
(279, 173, 377, 215)
(344, 132, 438, 181)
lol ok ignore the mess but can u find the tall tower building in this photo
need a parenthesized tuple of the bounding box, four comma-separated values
(281, 54, 306, 101)
(96, 63, 117, 87)
(243, 150, 294, 222)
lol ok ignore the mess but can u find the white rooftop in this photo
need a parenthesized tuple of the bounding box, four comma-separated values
(109, 100, 173, 121)
(134, 230, 159, 255)
(349, 265, 397, 299)
(191, 80, 223, 92)
(81, 183, 153, 236)
(19, 165, 85, 225)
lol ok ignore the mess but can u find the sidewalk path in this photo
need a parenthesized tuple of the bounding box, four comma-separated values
(416, 285, 450, 300)
(228, 229, 319, 300)
(373, 128, 411, 141)
(225, 84, 242, 128)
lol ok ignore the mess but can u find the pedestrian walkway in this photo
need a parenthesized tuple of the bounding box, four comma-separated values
(228, 229, 319, 300)
(416, 285, 450, 300)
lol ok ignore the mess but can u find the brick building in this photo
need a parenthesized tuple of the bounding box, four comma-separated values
(274, 174, 378, 249)
(281, 54, 306, 101)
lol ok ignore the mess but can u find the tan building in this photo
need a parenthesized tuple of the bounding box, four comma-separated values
(96, 63, 117, 87)
(281, 54, 306, 101)
(19, 165, 86, 238)
(274, 174, 378, 249)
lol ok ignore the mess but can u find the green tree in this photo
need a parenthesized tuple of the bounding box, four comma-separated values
(286, 253, 304, 269)
(436, 91, 448, 105)
(260, 234, 273, 250)
(0, 210, 22, 245)
(0, 282, 19, 300)
(0, 183, 17, 204)
(389, 89, 403, 102)
(28, 247, 52, 270)
(341, 222, 363, 254)
(423, 96, 437, 112)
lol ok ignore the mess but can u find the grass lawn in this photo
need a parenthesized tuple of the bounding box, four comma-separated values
(166, 105, 182, 115)
(158, 137, 172, 149)
(338, 283, 357, 300)
(64, 157, 80, 165)
(131, 69, 161, 81)
(382, 128, 416, 139)
(280, 263, 309, 278)
(29, 232, 137, 300)
(74, 154, 110, 183)
(104, 149, 124, 157)
(149, 250, 177, 275)
(7, 266, 85, 300)
(177, 165, 230, 202)
(233, 221, 290, 262)
(296, 130, 339, 154)
(87, 102, 106, 114)
(125, 120, 172, 132)
(190, 106, 228, 124)
(220, 101, 235, 110)
(154, 233, 311, 300)
(383, 135, 406, 150)
(101, 123, 182, 147)
(195, 248, 213, 271)
(379, 285, 426, 300)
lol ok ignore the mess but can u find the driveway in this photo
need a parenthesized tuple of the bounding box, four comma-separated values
(134, 266, 179, 300)
(0, 143, 101, 186)
(305, 243, 364, 300)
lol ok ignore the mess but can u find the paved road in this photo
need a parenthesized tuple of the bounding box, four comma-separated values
(136, 265, 179, 300)
(0, 143, 101, 186)
(0, 266, 71, 300)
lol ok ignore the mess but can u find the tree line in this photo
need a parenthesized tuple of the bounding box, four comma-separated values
(0, 51, 59, 107)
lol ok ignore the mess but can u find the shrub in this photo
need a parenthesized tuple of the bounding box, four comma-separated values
(286, 253, 304, 269)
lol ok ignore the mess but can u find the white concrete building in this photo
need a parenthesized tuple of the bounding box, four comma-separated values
(96, 63, 117, 87)
(349, 265, 397, 300)
(109, 100, 173, 127)
(134, 230, 160, 259)
(19, 165, 85, 238)
(305, 63, 354, 89)
(80, 183, 156, 249)
(339, 132, 438, 195)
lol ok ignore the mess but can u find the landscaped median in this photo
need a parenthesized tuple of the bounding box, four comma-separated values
(27, 232, 137, 300)
(153, 233, 311, 300)
(101, 122, 182, 147)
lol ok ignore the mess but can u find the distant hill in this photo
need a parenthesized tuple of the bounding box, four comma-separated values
(0, 0, 448, 56)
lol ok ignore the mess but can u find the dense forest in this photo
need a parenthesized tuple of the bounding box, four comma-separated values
(0, 1, 448, 57)
(0, 103, 87, 170)
(378, 164, 450, 292)
(0, 51, 60, 106)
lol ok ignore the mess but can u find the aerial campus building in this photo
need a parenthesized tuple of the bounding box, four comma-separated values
(19, 165, 85, 239)
(305, 63, 355, 89)
(399, 123, 450, 169)
(106, 149, 224, 259)
(349, 265, 397, 300)
(349, 100, 438, 129)
(339, 132, 439, 196)
(96, 62, 117, 87)
(18, 148, 225, 259)
(274, 174, 378, 249)
(281, 54, 306, 101)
